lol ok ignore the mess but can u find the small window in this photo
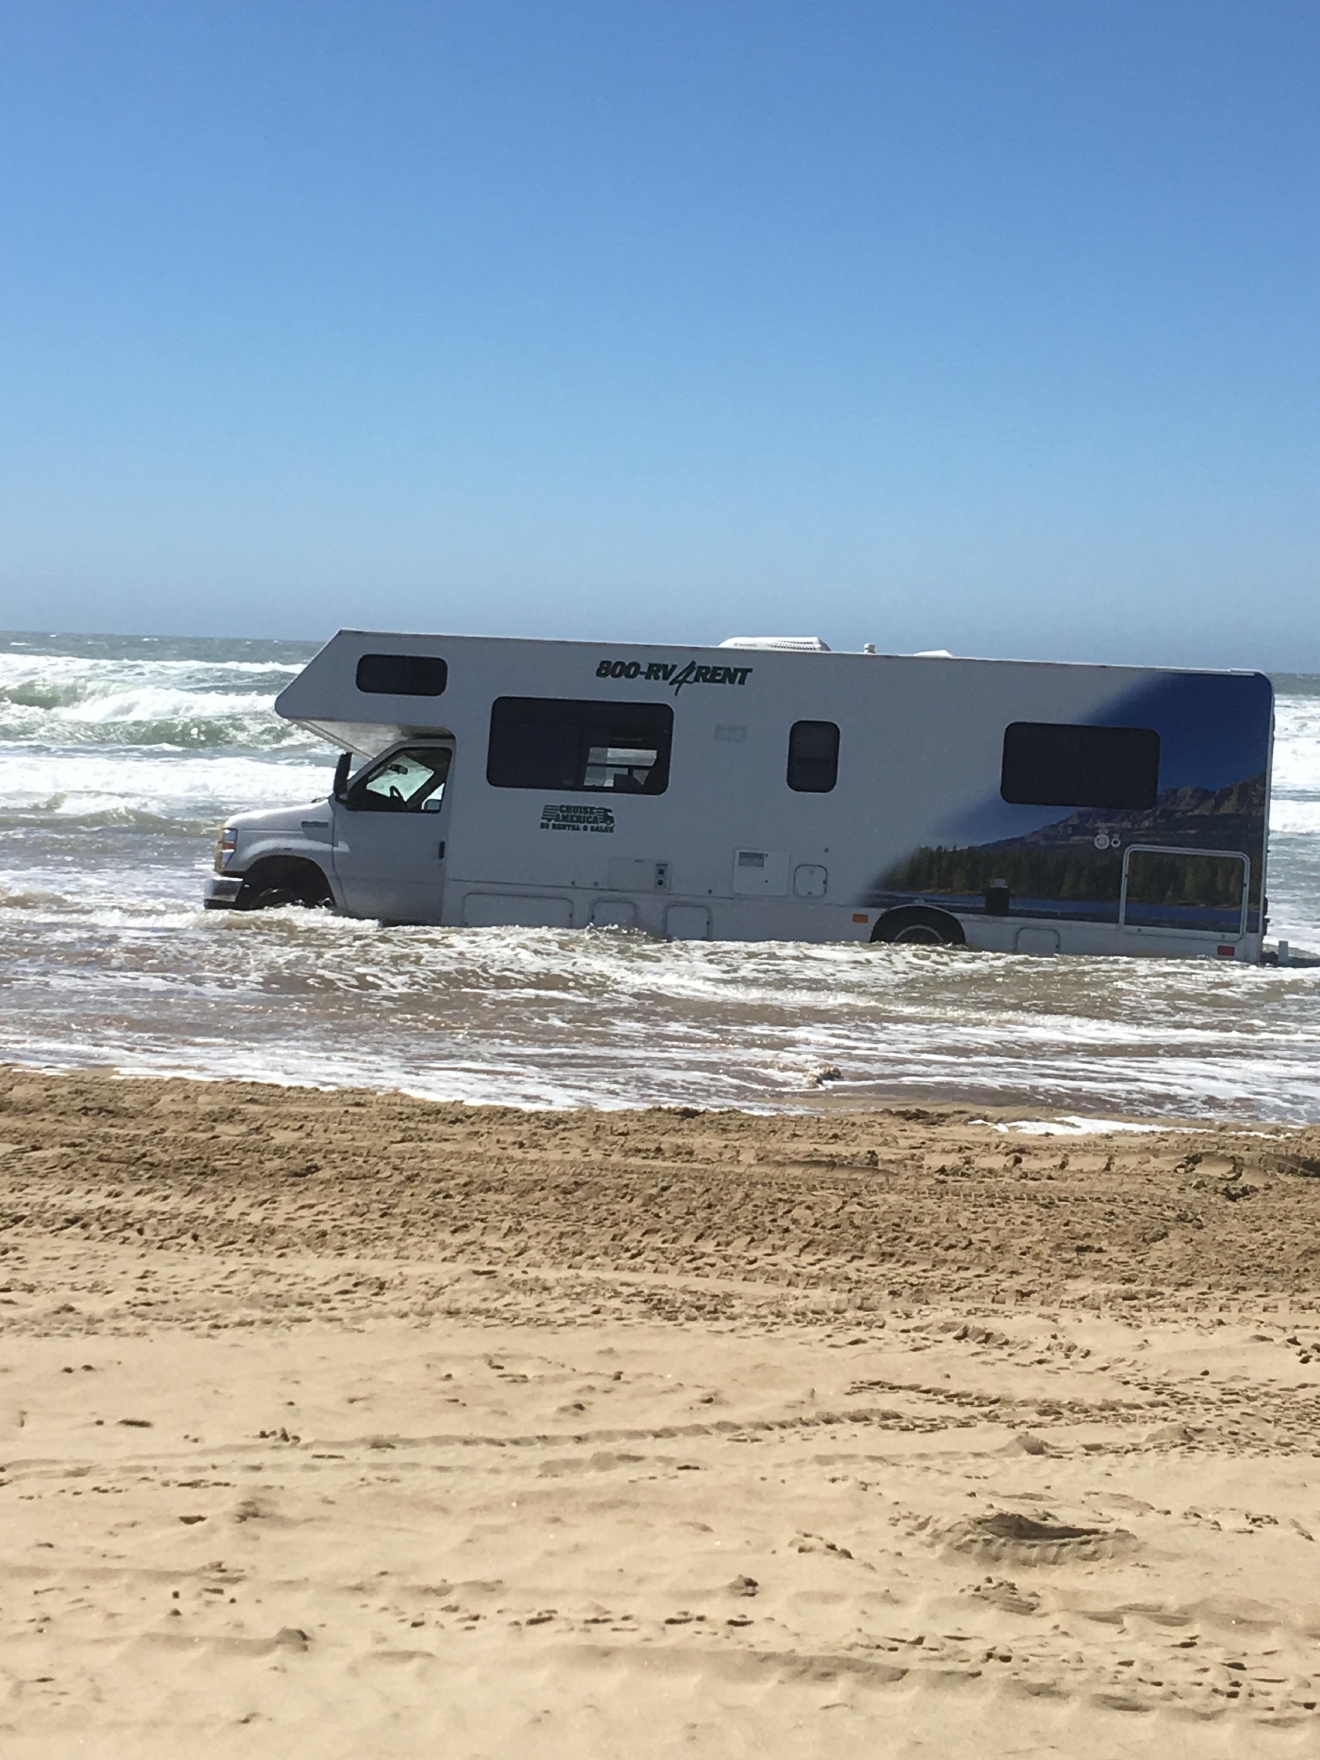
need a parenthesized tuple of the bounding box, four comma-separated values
(487, 697, 673, 794)
(787, 720, 840, 793)
(1001, 722, 1160, 810)
(348, 746, 451, 812)
(356, 653, 448, 697)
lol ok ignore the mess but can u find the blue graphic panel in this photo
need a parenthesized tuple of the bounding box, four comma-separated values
(866, 670, 1272, 934)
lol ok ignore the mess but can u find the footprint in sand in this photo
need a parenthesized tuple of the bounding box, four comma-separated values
(942, 1510, 1138, 1565)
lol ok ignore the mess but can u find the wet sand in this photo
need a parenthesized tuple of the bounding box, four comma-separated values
(2, 1066, 1320, 1756)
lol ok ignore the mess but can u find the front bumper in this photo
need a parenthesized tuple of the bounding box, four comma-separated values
(203, 874, 245, 910)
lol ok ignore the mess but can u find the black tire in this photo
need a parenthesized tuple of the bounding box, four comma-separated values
(870, 906, 966, 948)
(235, 861, 334, 913)
(243, 886, 306, 911)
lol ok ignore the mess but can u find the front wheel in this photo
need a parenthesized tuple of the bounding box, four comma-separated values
(235, 860, 334, 913)
(243, 885, 324, 911)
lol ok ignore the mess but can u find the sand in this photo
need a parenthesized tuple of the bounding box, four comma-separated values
(2, 1067, 1320, 1757)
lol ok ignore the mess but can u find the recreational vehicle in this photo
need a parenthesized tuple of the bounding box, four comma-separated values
(205, 632, 1274, 962)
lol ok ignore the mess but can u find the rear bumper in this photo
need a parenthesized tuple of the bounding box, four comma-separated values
(203, 875, 245, 910)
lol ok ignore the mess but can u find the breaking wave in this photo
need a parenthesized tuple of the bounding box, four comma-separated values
(0, 650, 317, 750)
(0, 748, 335, 830)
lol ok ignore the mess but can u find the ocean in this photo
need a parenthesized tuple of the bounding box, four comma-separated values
(2, 630, 1318, 1121)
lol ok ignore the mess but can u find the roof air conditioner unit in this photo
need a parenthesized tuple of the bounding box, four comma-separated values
(718, 636, 831, 652)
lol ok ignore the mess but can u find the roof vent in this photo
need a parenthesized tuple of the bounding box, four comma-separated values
(718, 635, 831, 652)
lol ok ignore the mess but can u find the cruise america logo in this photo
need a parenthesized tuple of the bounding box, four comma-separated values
(595, 657, 753, 694)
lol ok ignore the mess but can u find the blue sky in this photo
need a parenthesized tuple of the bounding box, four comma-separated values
(1, 1, 1317, 666)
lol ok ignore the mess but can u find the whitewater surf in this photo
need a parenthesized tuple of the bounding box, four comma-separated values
(2, 631, 1318, 1120)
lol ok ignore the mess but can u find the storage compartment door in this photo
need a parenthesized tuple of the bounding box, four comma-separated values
(461, 893, 573, 929)
(666, 905, 711, 941)
(1119, 846, 1249, 939)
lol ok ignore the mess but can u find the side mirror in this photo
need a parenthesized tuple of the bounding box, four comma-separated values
(333, 751, 352, 801)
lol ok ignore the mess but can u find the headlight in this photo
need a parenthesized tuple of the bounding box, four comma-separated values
(215, 827, 238, 872)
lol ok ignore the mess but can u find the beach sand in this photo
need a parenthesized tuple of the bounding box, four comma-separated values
(2, 1066, 1320, 1756)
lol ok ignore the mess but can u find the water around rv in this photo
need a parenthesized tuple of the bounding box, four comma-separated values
(2, 631, 1319, 1121)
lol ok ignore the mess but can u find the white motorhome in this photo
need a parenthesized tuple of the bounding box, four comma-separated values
(205, 631, 1274, 961)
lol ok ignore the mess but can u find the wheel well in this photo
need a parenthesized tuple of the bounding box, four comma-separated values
(235, 857, 334, 909)
(869, 905, 967, 946)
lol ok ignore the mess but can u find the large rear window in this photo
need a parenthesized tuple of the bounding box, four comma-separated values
(1001, 722, 1160, 810)
(487, 697, 673, 794)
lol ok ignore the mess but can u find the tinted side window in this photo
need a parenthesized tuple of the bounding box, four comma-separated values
(348, 746, 451, 813)
(346, 742, 454, 809)
(1001, 723, 1160, 810)
(787, 720, 840, 793)
(487, 698, 673, 794)
(356, 653, 449, 696)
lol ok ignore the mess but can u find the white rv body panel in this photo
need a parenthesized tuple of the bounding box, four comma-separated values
(205, 631, 1274, 962)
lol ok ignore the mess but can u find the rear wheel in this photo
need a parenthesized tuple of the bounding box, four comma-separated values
(870, 906, 966, 947)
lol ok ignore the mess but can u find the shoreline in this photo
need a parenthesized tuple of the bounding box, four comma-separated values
(3, 1065, 1319, 1754)
(3, 1056, 1317, 1134)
